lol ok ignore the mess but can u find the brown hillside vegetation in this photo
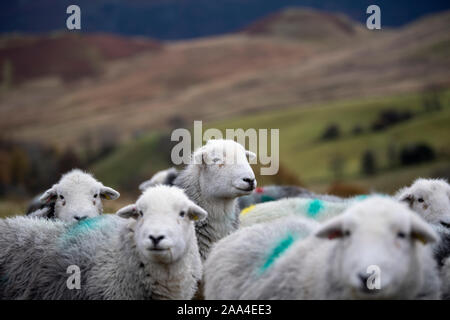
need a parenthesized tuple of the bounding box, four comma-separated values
(0, 9, 449, 147)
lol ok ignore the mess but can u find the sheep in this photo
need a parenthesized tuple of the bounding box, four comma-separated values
(238, 185, 342, 210)
(396, 178, 450, 231)
(139, 167, 179, 191)
(172, 139, 256, 261)
(396, 179, 450, 300)
(204, 197, 440, 300)
(26, 169, 120, 222)
(0, 185, 207, 300)
(239, 195, 368, 228)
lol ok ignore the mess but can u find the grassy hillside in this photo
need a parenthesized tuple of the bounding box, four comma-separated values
(207, 90, 450, 191)
(87, 90, 450, 195)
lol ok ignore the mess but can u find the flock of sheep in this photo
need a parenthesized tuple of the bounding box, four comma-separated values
(1, 138, 450, 300)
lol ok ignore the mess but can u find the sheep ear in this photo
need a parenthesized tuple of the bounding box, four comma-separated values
(39, 187, 57, 204)
(410, 213, 438, 244)
(187, 202, 207, 222)
(100, 186, 120, 200)
(139, 180, 152, 192)
(116, 204, 140, 220)
(397, 189, 414, 208)
(315, 216, 344, 240)
(246, 150, 256, 161)
(193, 148, 206, 165)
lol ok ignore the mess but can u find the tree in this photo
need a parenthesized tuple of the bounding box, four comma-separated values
(361, 150, 377, 176)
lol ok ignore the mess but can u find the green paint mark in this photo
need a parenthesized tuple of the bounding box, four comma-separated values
(261, 195, 275, 203)
(61, 215, 108, 242)
(354, 195, 368, 201)
(259, 233, 297, 273)
(307, 199, 324, 217)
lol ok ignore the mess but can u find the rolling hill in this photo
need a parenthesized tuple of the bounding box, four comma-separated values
(0, 9, 448, 148)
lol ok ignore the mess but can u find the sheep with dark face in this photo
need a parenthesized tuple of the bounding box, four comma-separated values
(173, 139, 256, 261)
(204, 197, 440, 300)
(0, 185, 206, 300)
(27, 169, 120, 222)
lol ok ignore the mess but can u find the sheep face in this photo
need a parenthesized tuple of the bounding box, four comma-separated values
(116, 186, 207, 264)
(194, 140, 257, 198)
(316, 197, 437, 299)
(39, 170, 120, 222)
(396, 178, 450, 229)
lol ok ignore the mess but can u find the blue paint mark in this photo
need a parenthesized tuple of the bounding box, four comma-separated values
(259, 233, 297, 273)
(307, 199, 324, 217)
(61, 215, 108, 242)
(354, 195, 368, 201)
(261, 195, 275, 203)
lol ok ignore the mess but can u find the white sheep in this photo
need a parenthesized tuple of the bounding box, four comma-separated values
(172, 139, 256, 261)
(204, 197, 440, 300)
(237, 185, 342, 210)
(0, 185, 206, 300)
(139, 167, 179, 191)
(26, 169, 120, 222)
(396, 178, 450, 231)
(239, 195, 368, 228)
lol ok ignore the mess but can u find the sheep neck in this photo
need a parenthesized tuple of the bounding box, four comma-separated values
(174, 166, 240, 261)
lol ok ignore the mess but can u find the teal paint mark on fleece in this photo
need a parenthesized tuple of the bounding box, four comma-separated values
(62, 215, 107, 241)
(261, 195, 275, 203)
(259, 233, 297, 273)
(307, 199, 324, 217)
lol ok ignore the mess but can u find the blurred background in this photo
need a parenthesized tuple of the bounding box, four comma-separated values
(0, 0, 449, 216)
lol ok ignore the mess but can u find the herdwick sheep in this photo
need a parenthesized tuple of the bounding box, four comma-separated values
(139, 167, 179, 191)
(204, 197, 440, 300)
(172, 139, 256, 261)
(396, 179, 450, 300)
(26, 169, 120, 222)
(238, 185, 342, 210)
(396, 178, 450, 231)
(240, 195, 369, 228)
(0, 185, 206, 300)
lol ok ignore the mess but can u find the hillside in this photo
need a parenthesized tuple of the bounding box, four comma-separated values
(0, 9, 449, 148)
(89, 90, 450, 194)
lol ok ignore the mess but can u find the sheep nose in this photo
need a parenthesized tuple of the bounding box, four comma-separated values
(243, 178, 255, 188)
(74, 216, 88, 221)
(149, 235, 165, 246)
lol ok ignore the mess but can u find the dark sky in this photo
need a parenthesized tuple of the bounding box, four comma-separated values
(1, 0, 449, 39)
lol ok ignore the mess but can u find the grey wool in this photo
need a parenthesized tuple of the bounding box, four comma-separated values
(0, 186, 205, 300)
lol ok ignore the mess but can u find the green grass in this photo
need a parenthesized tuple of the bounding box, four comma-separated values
(91, 133, 169, 190)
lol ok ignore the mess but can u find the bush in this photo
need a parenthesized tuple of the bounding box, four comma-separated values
(361, 150, 377, 176)
(320, 124, 340, 141)
(371, 109, 413, 132)
(400, 143, 436, 166)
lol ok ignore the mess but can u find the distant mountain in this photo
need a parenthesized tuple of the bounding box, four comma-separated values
(0, 33, 161, 84)
(243, 8, 368, 42)
(0, 9, 448, 146)
(1, 0, 449, 39)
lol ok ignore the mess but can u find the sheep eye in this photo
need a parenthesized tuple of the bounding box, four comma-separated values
(179, 211, 186, 218)
(343, 230, 351, 237)
(397, 232, 406, 239)
(94, 194, 98, 198)
(418, 198, 424, 203)
(139, 210, 143, 216)
(59, 195, 64, 200)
